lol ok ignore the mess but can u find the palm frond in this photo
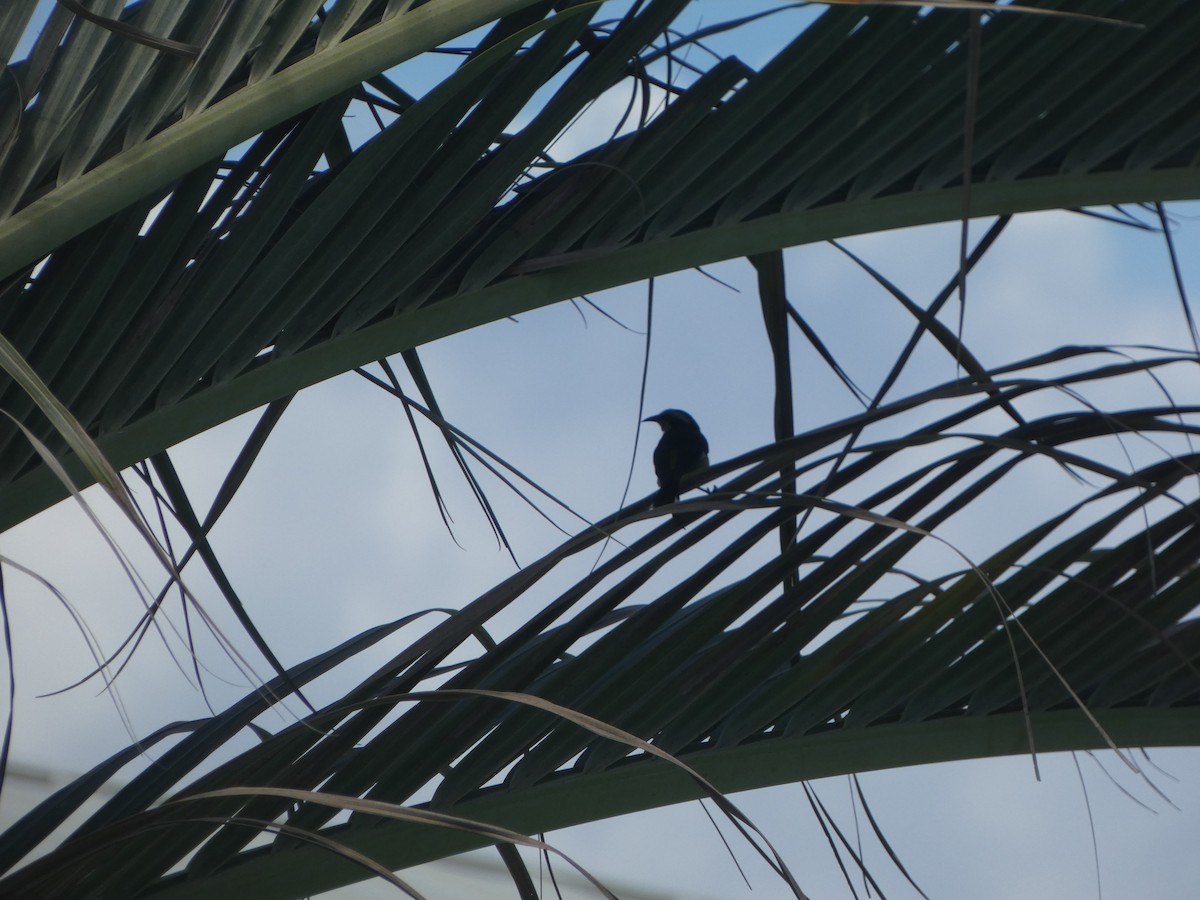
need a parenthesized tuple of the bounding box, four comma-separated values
(0, 0, 1197, 528)
(3, 347, 1198, 896)
(1, 3, 1199, 897)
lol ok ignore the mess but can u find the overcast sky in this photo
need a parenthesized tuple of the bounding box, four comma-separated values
(4, 3, 1200, 899)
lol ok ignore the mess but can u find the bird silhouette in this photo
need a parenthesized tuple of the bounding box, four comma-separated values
(643, 409, 709, 507)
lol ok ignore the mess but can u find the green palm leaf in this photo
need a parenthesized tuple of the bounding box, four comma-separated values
(1, 1, 1198, 897)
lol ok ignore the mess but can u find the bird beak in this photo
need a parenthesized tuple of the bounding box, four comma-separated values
(641, 414, 659, 424)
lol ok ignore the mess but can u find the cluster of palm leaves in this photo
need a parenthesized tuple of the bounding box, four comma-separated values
(1, 1, 1198, 897)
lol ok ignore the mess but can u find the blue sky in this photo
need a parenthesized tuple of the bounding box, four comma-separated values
(4, 3, 1200, 898)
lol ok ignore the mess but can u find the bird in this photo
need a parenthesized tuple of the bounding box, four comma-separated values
(643, 408, 709, 507)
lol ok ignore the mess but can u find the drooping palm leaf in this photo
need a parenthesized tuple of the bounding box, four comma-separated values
(1, 0, 1197, 528)
(1, 2, 1200, 898)
(2, 346, 1198, 897)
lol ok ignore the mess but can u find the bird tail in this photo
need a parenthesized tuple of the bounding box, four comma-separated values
(650, 486, 677, 508)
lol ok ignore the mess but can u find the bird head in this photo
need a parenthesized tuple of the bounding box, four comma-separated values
(642, 409, 699, 432)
